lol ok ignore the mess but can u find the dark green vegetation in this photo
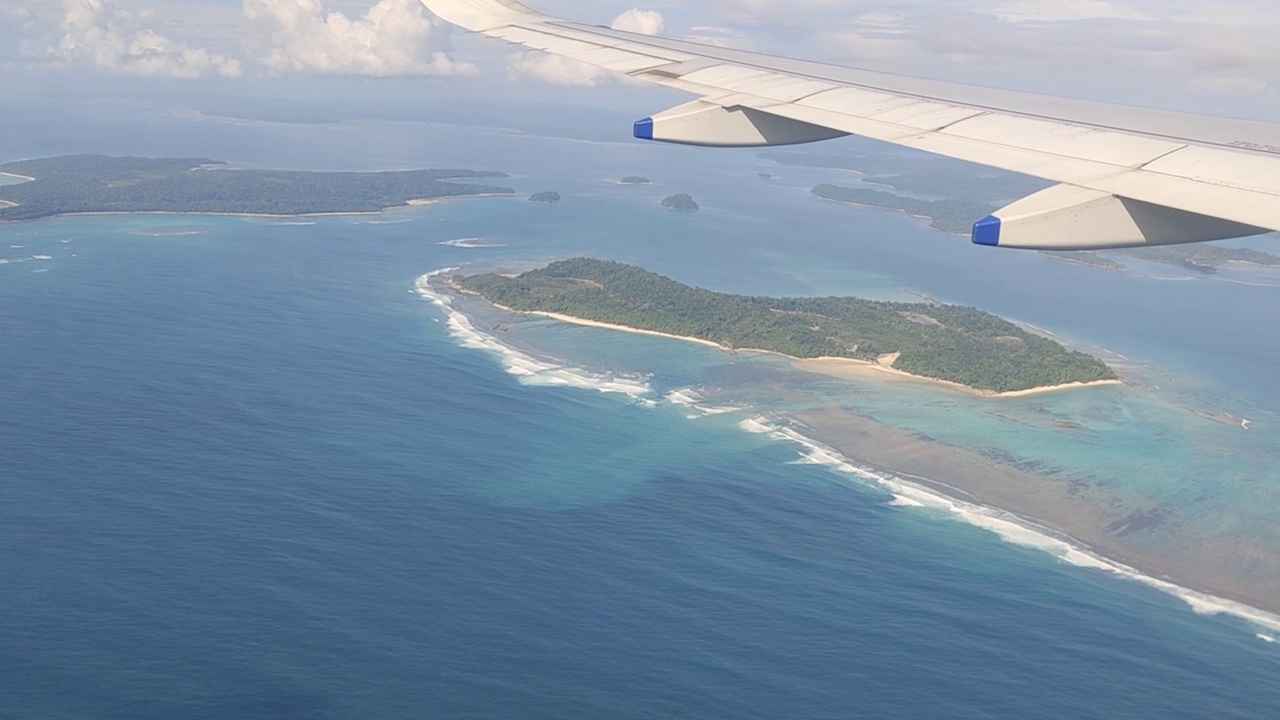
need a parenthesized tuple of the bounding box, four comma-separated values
(0, 155, 513, 221)
(812, 184, 996, 235)
(661, 194, 699, 211)
(619, 176, 650, 185)
(456, 258, 1115, 392)
(528, 191, 561, 204)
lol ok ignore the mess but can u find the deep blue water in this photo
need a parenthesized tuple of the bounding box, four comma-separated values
(4, 107, 1280, 718)
(3, 212, 1279, 719)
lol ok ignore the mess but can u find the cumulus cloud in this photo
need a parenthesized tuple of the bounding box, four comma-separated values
(242, 0, 478, 77)
(507, 8, 666, 86)
(46, 0, 242, 78)
(610, 8, 665, 36)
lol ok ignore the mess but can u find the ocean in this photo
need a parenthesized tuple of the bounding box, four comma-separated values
(2, 108, 1279, 718)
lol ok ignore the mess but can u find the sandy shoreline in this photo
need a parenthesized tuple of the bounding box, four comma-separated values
(471, 297, 1120, 399)
(439, 277, 1280, 624)
(0, 193, 513, 223)
(0, 171, 35, 182)
(406, 192, 514, 206)
(796, 356, 1122, 397)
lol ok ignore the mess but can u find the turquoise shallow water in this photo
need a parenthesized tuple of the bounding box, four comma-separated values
(3, 111, 1280, 717)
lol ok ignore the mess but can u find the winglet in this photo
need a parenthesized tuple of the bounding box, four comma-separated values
(971, 215, 1001, 246)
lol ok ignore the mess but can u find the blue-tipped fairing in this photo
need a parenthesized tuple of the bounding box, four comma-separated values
(972, 215, 1002, 246)
(633, 117, 654, 141)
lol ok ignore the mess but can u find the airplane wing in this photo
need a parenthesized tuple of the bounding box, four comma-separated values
(422, 0, 1280, 250)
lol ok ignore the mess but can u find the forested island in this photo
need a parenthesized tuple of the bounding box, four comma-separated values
(453, 258, 1116, 393)
(528, 191, 561, 204)
(662, 194, 699, 211)
(619, 176, 650, 185)
(0, 155, 514, 221)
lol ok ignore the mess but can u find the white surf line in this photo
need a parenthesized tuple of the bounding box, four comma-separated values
(414, 269, 651, 400)
(665, 387, 747, 419)
(737, 414, 1280, 636)
(439, 238, 507, 248)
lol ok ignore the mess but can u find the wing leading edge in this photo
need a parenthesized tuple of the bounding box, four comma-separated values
(422, 0, 1280, 250)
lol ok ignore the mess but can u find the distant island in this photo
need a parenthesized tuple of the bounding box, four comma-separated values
(0, 155, 514, 221)
(528, 191, 561, 204)
(758, 173, 773, 180)
(1121, 244, 1280, 269)
(1041, 245, 1280, 273)
(661, 194, 699, 212)
(1037, 252, 1130, 272)
(452, 258, 1117, 394)
(811, 184, 995, 235)
(619, 176, 650, 185)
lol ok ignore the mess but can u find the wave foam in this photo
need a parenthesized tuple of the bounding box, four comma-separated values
(738, 414, 1280, 635)
(664, 388, 745, 417)
(415, 270, 651, 401)
(440, 238, 507, 248)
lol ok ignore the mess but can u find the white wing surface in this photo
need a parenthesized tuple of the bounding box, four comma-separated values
(422, 0, 1280, 250)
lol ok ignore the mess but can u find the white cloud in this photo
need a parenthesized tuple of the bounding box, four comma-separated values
(610, 8, 665, 36)
(242, 0, 478, 77)
(506, 52, 609, 86)
(507, 7, 665, 86)
(47, 0, 242, 78)
(993, 0, 1152, 23)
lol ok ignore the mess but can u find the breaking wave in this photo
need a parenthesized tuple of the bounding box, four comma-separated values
(665, 388, 745, 418)
(440, 238, 507, 249)
(737, 414, 1280, 635)
(415, 270, 650, 400)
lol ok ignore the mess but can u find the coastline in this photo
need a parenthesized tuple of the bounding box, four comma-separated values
(0, 171, 35, 182)
(1, 193, 513, 223)
(430, 273, 1280, 628)
(795, 355, 1122, 397)
(815, 196, 965, 236)
(454, 283, 1119, 398)
(782, 404, 1280, 623)
(406, 192, 514, 206)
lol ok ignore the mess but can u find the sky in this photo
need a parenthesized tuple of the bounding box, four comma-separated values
(2, 0, 1279, 123)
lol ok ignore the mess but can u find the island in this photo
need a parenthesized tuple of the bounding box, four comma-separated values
(811, 184, 995, 235)
(528, 191, 561, 204)
(758, 173, 773, 180)
(619, 176, 650, 185)
(661, 194, 700, 212)
(1037, 251, 1130, 272)
(0, 155, 515, 221)
(1119, 244, 1280, 269)
(451, 258, 1117, 394)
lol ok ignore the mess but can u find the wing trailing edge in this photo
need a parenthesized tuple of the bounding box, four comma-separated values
(422, 0, 1280, 248)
